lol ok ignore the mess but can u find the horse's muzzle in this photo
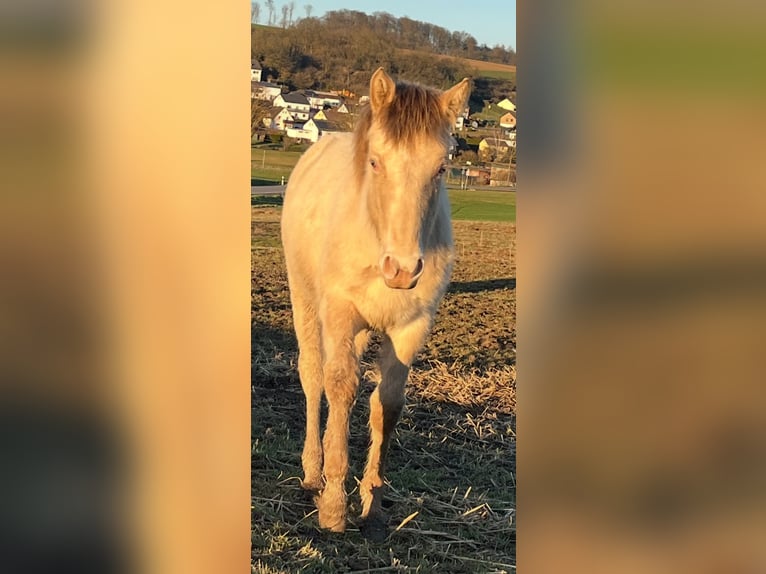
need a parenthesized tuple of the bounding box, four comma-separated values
(380, 254, 424, 289)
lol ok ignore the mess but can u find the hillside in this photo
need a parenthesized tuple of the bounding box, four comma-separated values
(397, 48, 516, 82)
(251, 11, 515, 108)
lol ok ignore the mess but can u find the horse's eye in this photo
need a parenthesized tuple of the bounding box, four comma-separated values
(369, 159, 378, 170)
(436, 164, 447, 177)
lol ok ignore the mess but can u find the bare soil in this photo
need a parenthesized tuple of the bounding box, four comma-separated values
(252, 207, 516, 573)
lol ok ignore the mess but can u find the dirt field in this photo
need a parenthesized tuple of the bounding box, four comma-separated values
(252, 206, 516, 572)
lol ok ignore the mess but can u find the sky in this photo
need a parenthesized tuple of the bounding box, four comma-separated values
(288, 0, 515, 50)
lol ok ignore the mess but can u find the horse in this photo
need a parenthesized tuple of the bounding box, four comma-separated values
(281, 68, 471, 538)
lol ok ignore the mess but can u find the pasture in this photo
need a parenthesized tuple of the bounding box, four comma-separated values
(251, 149, 304, 185)
(252, 205, 516, 572)
(252, 189, 516, 224)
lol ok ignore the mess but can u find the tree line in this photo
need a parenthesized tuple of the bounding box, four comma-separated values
(251, 9, 515, 109)
(251, 7, 515, 65)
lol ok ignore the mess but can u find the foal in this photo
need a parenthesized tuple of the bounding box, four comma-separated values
(281, 68, 470, 536)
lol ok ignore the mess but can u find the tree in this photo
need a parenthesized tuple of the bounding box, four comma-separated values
(280, 4, 289, 28)
(265, 0, 275, 25)
(251, 1, 260, 24)
(251, 98, 272, 139)
(287, 1, 295, 25)
(304, 3, 313, 19)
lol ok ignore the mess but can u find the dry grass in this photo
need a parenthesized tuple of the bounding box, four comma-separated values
(252, 207, 516, 572)
(396, 48, 517, 76)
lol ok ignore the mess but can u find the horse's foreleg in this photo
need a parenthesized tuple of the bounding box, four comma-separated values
(292, 299, 324, 491)
(316, 303, 364, 532)
(360, 318, 430, 536)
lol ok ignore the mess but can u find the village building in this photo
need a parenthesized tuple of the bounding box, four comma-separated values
(499, 111, 516, 129)
(302, 89, 343, 110)
(262, 106, 295, 131)
(273, 92, 311, 122)
(497, 97, 516, 112)
(251, 81, 281, 101)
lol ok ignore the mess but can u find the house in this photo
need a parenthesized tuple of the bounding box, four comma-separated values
(478, 137, 515, 162)
(463, 166, 491, 186)
(312, 108, 354, 130)
(252, 81, 281, 101)
(287, 118, 344, 143)
(490, 164, 515, 186)
(273, 92, 311, 121)
(251, 59, 262, 82)
(455, 106, 470, 130)
(499, 111, 516, 129)
(497, 98, 516, 112)
(303, 118, 343, 142)
(262, 106, 295, 131)
(302, 90, 342, 110)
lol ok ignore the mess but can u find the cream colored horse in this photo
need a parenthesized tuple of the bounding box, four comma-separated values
(281, 68, 470, 538)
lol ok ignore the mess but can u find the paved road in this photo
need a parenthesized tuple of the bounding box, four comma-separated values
(251, 185, 286, 196)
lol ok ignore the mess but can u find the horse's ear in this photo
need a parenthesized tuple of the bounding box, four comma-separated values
(441, 78, 472, 123)
(370, 68, 396, 113)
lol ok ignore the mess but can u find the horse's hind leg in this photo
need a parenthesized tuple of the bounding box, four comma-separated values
(291, 295, 324, 491)
(360, 318, 430, 540)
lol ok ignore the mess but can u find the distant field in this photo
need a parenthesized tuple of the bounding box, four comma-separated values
(396, 49, 516, 81)
(251, 148, 302, 184)
(252, 185, 515, 224)
(449, 189, 516, 222)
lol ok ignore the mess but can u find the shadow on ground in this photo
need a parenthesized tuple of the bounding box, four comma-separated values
(449, 277, 516, 294)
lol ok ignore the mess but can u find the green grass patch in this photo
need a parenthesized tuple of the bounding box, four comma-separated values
(251, 148, 303, 168)
(448, 189, 516, 222)
(251, 149, 304, 184)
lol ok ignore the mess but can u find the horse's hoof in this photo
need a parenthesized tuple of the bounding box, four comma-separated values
(359, 516, 389, 543)
(300, 478, 323, 493)
(318, 511, 346, 532)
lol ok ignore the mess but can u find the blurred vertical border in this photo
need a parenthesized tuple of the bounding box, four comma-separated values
(0, 0, 250, 573)
(520, 1, 766, 573)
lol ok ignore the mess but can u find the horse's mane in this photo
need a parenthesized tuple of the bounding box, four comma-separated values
(353, 81, 450, 185)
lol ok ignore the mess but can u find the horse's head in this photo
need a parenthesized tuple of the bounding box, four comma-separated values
(356, 68, 471, 289)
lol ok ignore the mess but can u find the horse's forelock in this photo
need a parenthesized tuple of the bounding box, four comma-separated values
(353, 81, 450, 186)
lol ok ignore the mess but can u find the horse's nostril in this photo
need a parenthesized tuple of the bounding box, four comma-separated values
(412, 258, 424, 278)
(381, 255, 400, 280)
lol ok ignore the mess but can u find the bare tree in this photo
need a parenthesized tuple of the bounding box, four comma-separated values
(265, 0, 275, 25)
(251, 1, 260, 24)
(252, 98, 271, 139)
(304, 3, 313, 19)
(287, 1, 295, 25)
(280, 4, 289, 28)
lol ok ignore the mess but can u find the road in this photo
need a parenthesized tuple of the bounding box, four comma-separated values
(251, 185, 286, 196)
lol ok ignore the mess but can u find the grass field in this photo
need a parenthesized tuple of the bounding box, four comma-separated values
(448, 189, 515, 222)
(252, 189, 516, 224)
(252, 206, 516, 572)
(252, 149, 304, 185)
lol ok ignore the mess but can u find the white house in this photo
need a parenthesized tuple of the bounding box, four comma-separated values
(252, 81, 281, 101)
(251, 59, 262, 82)
(273, 92, 311, 121)
(302, 89, 342, 110)
(263, 107, 295, 131)
(287, 118, 343, 143)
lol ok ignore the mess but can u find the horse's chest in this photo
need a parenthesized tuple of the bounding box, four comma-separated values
(355, 282, 429, 331)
